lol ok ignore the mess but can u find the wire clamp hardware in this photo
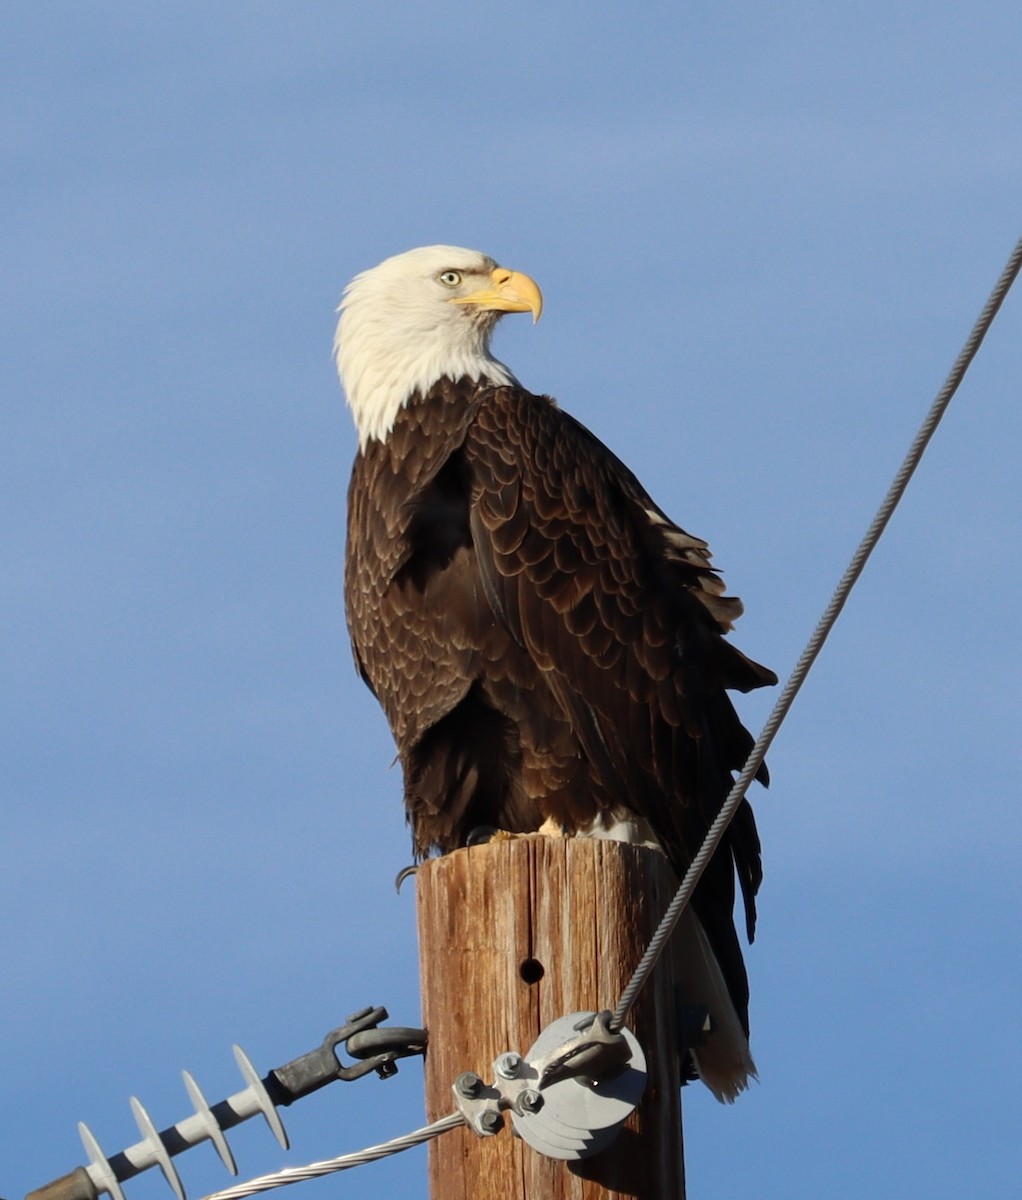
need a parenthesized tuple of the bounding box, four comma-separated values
(451, 1011, 645, 1161)
(533, 1011, 631, 1084)
(271, 1006, 426, 1093)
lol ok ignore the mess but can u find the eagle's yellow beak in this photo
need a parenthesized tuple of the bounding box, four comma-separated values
(452, 267, 543, 323)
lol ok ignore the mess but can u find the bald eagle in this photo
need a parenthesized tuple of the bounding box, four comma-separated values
(336, 246, 776, 1100)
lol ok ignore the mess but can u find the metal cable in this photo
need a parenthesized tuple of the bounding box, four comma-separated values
(198, 1113, 465, 1200)
(611, 233, 1022, 1032)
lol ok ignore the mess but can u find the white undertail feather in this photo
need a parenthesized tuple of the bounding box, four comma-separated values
(335, 245, 518, 447)
(574, 809, 661, 848)
(674, 909, 757, 1102)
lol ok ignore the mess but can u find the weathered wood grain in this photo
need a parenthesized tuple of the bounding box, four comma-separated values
(417, 836, 685, 1199)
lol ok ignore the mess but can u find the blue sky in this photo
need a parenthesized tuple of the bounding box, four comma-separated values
(2, 4, 1020, 1197)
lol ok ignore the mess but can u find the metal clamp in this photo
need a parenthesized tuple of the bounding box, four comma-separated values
(450, 1011, 646, 1161)
(533, 1011, 631, 1085)
(270, 1006, 426, 1096)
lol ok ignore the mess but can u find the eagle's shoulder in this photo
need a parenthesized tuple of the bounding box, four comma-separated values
(466, 383, 767, 651)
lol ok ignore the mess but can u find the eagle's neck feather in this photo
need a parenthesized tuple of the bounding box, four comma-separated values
(335, 304, 516, 447)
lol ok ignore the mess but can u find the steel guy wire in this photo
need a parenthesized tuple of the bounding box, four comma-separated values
(198, 1113, 465, 1200)
(611, 232, 1022, 1032)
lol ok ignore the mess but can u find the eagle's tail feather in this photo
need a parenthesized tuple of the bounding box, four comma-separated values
(673, 908, 757, 1103)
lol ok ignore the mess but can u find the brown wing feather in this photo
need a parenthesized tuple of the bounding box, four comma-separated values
(345, 378, 481, 748)
(346, 379, 586, 855)
(464, 385, 776, 1026)
(467, 386, 773, 832)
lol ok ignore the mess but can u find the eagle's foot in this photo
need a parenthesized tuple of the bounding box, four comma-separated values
(465, 825, 509, 846)
(466, 819, 567, 847)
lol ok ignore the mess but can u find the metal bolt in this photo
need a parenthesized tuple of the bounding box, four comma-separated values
(515, 1088, 544, 1116)
(478, 1109, 504, 1136)
(495, 1052, 523, 1080)
(454, 1072, 483, 1099)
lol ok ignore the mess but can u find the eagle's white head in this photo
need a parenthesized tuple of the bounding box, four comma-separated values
(334, 245, 542, 446)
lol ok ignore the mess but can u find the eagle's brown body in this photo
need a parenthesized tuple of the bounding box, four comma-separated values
(345, 375, 776, 1038)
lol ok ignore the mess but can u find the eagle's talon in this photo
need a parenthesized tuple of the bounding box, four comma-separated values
(465, 826, 503, 846)
(394, 864, 418, 893)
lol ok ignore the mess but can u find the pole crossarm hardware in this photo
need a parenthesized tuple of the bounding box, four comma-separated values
(451, 1011, 646, 1161)
(162, 1010, 646, 1200)
(190, 1009, 649, 1200)
(24, 1008, 426, 1200)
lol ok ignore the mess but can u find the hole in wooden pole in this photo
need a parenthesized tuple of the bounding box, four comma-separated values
(519, 957, 545, 984)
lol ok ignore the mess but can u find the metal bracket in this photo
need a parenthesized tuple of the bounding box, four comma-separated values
(533, 1011, 631, 1085)
(450, 1011, 646, 1161)
(450, 1054, 547, 1137)
(270, 1006, 426, 1096)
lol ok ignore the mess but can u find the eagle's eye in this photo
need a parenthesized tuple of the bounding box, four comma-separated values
(438, 270, 462, 288)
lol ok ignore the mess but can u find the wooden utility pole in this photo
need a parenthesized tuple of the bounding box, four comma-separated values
(417, 835, 686, 1199)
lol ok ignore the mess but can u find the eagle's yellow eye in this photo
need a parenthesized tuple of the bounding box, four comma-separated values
(438, 271, 462, 288)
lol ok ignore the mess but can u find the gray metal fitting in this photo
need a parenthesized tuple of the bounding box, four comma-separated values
(515, 1088, 544, 1116)
(494, 1052, 523, 1080)
(478, 1110, 504, 1136)
(454, 1072, 483, 1099)
(510, 1011, 647, 1162)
